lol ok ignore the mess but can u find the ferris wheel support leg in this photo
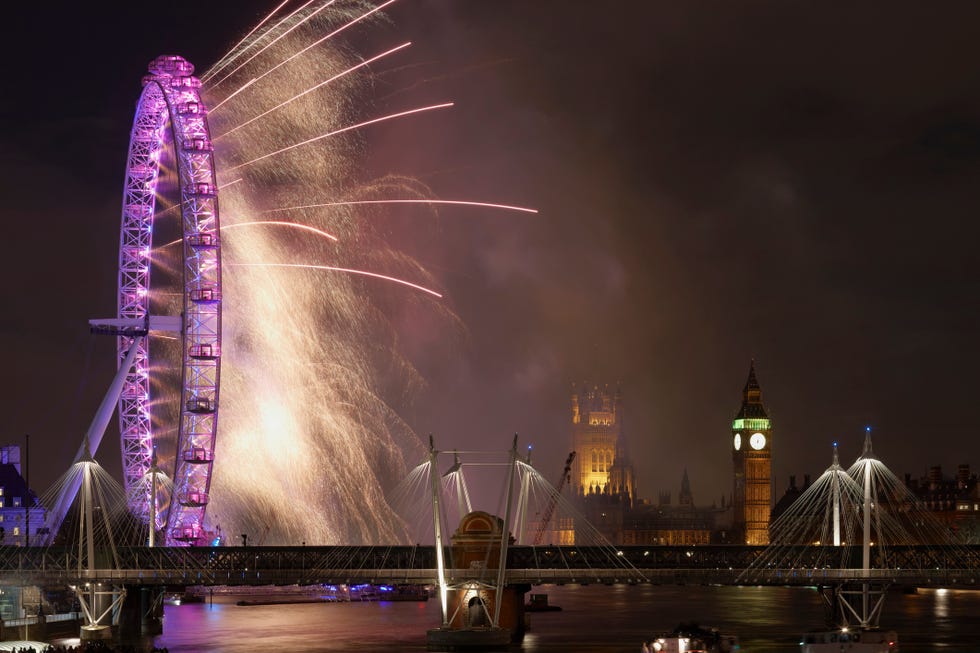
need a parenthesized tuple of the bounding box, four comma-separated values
(41, 338, 145, 544)
(78, 336, 145, 462)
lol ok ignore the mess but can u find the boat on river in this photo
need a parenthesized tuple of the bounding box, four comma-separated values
(799, 582, 899, 653)
(646, 623, 740, 653)
(800, 626, 898, 652)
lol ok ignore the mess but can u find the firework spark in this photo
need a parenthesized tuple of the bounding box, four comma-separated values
(215, 0, 401, 100)
(205, 0, 337, 90)
(210, 78, 258, 113)
(221, 221, 339, 242)
(227, 103, 454, 172)
(264, 198, 539, 215)
(218, 178, 244, 190)
(193, 0, 445, 545)
(142, 0, 528, 546)
(215, 42, 412, 140)
(230, 262, 443, 297)
(204, 0, 293, 82)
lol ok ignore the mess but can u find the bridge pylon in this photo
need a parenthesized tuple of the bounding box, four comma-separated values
(425, 436, 529, 649)
(69, 438, 128, 641)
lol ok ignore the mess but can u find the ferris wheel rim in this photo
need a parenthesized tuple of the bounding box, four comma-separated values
(117, 54, 222, 546)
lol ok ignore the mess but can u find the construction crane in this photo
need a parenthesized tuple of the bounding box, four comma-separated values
(532, 451, 576, 545)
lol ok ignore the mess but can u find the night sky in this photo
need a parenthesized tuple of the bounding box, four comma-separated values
(2, 2, 979, 512)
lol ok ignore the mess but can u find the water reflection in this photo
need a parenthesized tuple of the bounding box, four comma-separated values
(934, 587, 949, 620)
(156, 584, 980, 652)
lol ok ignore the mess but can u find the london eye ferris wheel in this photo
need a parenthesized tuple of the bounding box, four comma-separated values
(90, 55, 223, 546)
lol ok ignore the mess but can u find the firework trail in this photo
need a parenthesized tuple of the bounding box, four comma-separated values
(145, 1, 535, 545)
(200, 1, 437, 545)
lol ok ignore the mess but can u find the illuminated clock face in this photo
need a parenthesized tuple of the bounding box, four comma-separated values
(750, 432, 767, 450)
(733, 433, 741, 451)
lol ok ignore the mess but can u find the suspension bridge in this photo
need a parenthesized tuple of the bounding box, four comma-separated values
(18, 422, 977, 645)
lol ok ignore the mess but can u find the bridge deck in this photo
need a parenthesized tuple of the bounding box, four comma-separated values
(0, 545, 977, 587)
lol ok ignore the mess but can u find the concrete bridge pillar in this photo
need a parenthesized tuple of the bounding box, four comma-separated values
(115, 588, 140, 642)
(141, 585, 164, 636)
(116, 585, 163, 642)
(78, 587, 114, 642)
(76, 583, 126, 642)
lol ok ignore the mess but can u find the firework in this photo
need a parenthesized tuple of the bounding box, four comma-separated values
(137, 1, 535, 545)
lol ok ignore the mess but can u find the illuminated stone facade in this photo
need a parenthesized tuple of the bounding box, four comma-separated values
(620, 471, 717, 545)
(903, 465, 980, 543)
(731, 362, 772, 545)
(570, 384, 635, 502)
(568, 384, 636, 544)
(566, 384, 739, 545)
(0, 445, 46, 548)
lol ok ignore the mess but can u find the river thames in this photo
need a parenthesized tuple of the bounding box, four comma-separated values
(152, 584, 980, 652)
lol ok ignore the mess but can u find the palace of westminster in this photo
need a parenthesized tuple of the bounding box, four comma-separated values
(563, 362, 980, 546)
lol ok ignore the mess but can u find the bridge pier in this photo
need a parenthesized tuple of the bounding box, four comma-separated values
(443, 580, 530, 639)
(427, 511, 529, 649)
(141, 586, 165, 636)
(74, 583, 126, 642)
(116, 585, 164, 642)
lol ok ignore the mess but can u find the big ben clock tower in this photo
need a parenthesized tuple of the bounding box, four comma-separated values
(731, 361, 772, 545)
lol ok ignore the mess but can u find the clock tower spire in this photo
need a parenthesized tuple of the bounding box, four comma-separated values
(731, 360, 772, 545)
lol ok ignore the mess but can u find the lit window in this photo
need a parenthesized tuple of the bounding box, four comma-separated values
(12, 527, 19, 536)
(12, 497, 20, 508)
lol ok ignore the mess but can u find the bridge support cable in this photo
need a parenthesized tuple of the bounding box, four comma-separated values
(531, 451, 575, 546)
(441, 451, 472, 523)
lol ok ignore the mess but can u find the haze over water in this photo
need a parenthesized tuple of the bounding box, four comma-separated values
(155, 585, 980, 652)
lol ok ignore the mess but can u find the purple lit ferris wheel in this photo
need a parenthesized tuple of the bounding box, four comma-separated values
(112, 55, 222, 545)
